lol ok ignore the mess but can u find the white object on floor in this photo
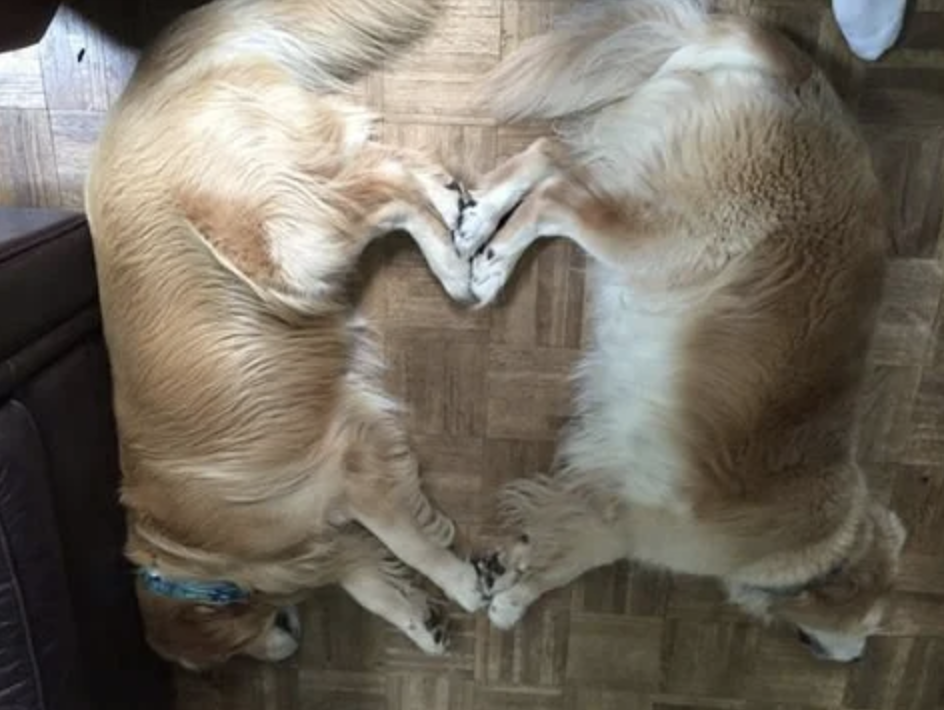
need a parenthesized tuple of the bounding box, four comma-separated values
(832, 0, 906, 60)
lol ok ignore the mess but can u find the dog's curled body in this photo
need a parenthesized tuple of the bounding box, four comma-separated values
(86, 0, 484, 669)
(460, 0, 905, 662)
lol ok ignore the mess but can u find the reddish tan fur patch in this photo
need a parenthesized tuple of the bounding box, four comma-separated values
(179, 190, 278, 284)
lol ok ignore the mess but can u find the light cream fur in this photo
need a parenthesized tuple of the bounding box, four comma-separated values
(85, 0, 486, 669)
(460, 0, 906, 663)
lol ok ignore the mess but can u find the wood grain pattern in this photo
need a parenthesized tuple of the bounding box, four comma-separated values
(1, 2, 942, 708)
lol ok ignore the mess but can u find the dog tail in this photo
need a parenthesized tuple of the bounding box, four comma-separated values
(151, 0, 443, 90)
(479, 0, 714, 121)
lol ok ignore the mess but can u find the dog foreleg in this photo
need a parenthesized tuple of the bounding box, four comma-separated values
(469, 169, 648, 304)
(453, 137, 567, 258)
(363, 194, 473, 303)
(340, 558, 450, 655)
(343, 422, 486, 614)
(359, 150, 482, 303)
(348, 494, 486, 614)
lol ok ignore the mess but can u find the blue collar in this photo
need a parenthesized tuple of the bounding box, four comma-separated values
(138, 568, 251, 605)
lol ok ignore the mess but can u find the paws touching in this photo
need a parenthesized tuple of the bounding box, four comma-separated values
(472, 551, 507, 596)
(445, 180, 504, 260)
(443, 180, 522, 306)
(453, 200, 495, 259)
(472, 536, 534, 630)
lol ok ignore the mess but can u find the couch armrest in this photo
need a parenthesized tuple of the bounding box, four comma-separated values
(0, 208, 174, 710)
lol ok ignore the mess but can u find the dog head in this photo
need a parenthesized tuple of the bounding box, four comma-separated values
(135, 573, 299, 671)
(731, 503, 906, 663)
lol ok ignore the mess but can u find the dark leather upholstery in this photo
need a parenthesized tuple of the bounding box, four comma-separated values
(0, 208, 173, 710)
(0, 1, 60, 52)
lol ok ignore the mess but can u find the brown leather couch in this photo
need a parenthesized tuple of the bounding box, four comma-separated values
(0, 208, 174, 709)
(0, 0, 214, 54)
(0, 1, 61, 52)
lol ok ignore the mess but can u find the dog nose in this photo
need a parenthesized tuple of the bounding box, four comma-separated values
(797, 629, 814, 647)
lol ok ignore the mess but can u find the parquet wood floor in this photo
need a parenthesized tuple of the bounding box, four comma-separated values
(1, 2, 942, 708)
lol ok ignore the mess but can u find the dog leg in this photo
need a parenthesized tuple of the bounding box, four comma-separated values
(478, 477, 630, 629)
(343, 417, 486, 613)
(469, 174, 635, 304)
(340, 560, 450, 655)
(357, 151, 478, 303)
(454, 137, 566, 258)
(364, 194, 472, 303)
(349, 498, 486, 614)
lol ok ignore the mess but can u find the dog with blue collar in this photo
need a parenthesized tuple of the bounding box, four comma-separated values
(134, 566, 304, 671)
(138, 568, 251, 606)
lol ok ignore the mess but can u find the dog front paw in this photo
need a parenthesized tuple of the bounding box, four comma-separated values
(275, 605, 302, 641)
(488, 587, 530, 629)
(456, 192, 511, 259)
(470, 242, 514, 305)
(405, 601, 450, 655)
(445, 562, 489, 613)
(438, 260, 475, 305)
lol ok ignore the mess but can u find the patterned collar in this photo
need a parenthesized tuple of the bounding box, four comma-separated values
(138, 567, 250, 605)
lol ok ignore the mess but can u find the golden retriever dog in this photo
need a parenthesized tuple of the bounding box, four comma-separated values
(457, 0, 906, 662)
(85, 0, 487, 670)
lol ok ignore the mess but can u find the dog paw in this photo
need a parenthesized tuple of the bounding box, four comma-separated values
(470, 242, 514, 305)
(488, 588, 529, 630)
(401, 597, 450, 655)
(423, 604, 450, 654)
(262, 626, 300, 662)
(275, 605, 303, 641)
(438, 260, 474, 305)
(420, 177, 461, 233)
(453, 198, 496, 259)
(445, 561, 489, 613)
(473, 535, 530, 595)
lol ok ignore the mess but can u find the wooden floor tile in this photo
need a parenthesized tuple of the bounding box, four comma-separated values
(0, 46, 47, 109)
